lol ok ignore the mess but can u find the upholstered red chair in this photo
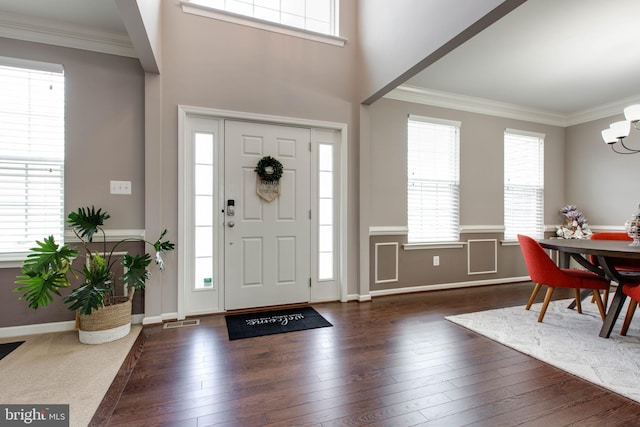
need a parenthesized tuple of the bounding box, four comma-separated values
(590, 232, 640, 272)
(518, 234, 609, 322)
(621, 284, 640, 335)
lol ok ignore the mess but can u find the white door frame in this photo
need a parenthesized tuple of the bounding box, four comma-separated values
(177, 105, 348, 319)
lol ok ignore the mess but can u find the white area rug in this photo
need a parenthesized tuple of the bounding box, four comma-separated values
(446, 298, 640, 403)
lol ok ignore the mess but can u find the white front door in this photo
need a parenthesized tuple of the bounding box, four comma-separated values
(224, 120, 311, 310)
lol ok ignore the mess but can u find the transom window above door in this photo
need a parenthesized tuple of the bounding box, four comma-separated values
(181, 0, 345, 46)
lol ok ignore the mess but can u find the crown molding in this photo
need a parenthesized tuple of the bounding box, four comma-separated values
(566, 94, 640, 126)
(385, 85, 568, 126)
(385, 85, 640, 128)
(0, 11, 136, 58)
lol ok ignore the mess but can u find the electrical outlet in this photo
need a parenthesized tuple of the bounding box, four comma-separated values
(110, 180, 131, 195)
(433, 255, 440, 266)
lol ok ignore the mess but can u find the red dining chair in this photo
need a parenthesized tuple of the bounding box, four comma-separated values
(590, 232, 640, 272)
(621, 284, 640, 336)
(518, 234, 609, 322)
(589, 232, 640, 308)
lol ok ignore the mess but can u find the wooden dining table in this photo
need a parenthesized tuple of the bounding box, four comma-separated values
(538, 238, 640, 338)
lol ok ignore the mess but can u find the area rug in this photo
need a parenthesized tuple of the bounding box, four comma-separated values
(0, 326, 141, 427)
(225, 306, 332, 340)
(0, 341, 24, 361)
(446, 298, 640, 403)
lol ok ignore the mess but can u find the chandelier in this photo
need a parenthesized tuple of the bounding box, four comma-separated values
(601, 105, 640, 154)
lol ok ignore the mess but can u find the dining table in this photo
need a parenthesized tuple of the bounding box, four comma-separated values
(537, 238, 640, 338)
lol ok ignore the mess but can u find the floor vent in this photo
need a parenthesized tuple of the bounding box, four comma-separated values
(163, 319, 200, 329)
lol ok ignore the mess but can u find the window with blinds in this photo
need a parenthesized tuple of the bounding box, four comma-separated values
(0, 58, 65, 257)
(187, 0, 338, 36)
(407, 115, 460, 243)
(504, 129, 544, 240)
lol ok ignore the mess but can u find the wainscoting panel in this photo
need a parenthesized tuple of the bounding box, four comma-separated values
(467, 239, 497, 275)
(375, 242, 398, 284)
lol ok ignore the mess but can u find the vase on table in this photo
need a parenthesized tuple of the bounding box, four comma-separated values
(625, 203, 640, 246)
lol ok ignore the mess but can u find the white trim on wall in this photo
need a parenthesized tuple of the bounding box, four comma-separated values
(0, 321, 76, 339)
(177, 105, 349, 316)
(369, 225, 506, 236)
(370, 276, 530, 298)
(180, 1, 347, 47)
(0, 314, 147, 338)
(0, 229, 146, 268)
(467, 239, 498, 275)
(374, 242, 399, 284)
(385, 85, 637, 127)
(369, 226, 409, 236)
(386, 85, 568, 127)
(460, 225, 505, 234)
(0, 11, 136, 58)
(64, 229, 145, 242)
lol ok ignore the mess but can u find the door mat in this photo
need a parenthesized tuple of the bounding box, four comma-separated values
(225, 307, 332, 340)
(0, 341, 24, 361)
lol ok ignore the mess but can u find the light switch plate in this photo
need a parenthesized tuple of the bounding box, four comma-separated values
(110, 180, 131, 195)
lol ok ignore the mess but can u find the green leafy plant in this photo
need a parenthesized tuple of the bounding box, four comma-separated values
(15, 206, 175, 316)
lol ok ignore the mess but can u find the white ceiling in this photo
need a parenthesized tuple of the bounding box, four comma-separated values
(405, 0, 640, 123)
(0, 0, 127, 35)
(1, 0, 638, 125)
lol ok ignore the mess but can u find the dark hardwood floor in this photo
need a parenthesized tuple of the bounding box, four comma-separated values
(101, 283, 640, 426)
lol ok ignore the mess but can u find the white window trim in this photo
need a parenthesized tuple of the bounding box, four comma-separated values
(407, 115, 461, 243)
(177, 105, 349, 320)
(180, 1, 347, 47)
(0, 57, 65, 266)
(503, 129, 545, 240)
(408, 114, 461, 128)
(505, 128, 546, 139)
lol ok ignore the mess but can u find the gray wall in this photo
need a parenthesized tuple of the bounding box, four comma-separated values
(5, 0, 635, 326)
(566, 115, 640, 226)
(0, 39, 145, 227)
(366, 98, 566, 290)
(0, 37, 145, 327)
(368, 98, 566, 227)
(141, 0, 360, 317)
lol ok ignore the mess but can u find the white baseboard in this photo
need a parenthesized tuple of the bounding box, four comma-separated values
(143, 312, 178, 325)
(370, 277, 531, 298)
(1, 313, 151, 339)
(342, 277, 530, 302)
(0, 320, 76, 339)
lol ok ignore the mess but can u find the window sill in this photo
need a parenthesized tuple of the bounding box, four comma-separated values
(500, 239, 521, 246)
(403, 242, 465, 251)
(181, 1, 347, 47)
(0, 254, 26, 269)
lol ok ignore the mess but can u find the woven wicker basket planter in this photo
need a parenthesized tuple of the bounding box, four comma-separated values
(78, 296, 132, 345)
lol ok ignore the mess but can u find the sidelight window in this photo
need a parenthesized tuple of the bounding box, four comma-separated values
(318, 142, 334, 280)
(194, 132, 216, 289)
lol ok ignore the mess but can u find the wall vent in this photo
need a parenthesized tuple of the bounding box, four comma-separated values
(163, 319, 200, 329)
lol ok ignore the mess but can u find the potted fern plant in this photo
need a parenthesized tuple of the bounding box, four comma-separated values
(14, 206, 174, 344)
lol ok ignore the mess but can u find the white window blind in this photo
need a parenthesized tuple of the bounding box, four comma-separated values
(0, 58, 65, 256)
(407, 115, 460, 243)
(188, 0, 337, 36)
(504, 129, 544, 240)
